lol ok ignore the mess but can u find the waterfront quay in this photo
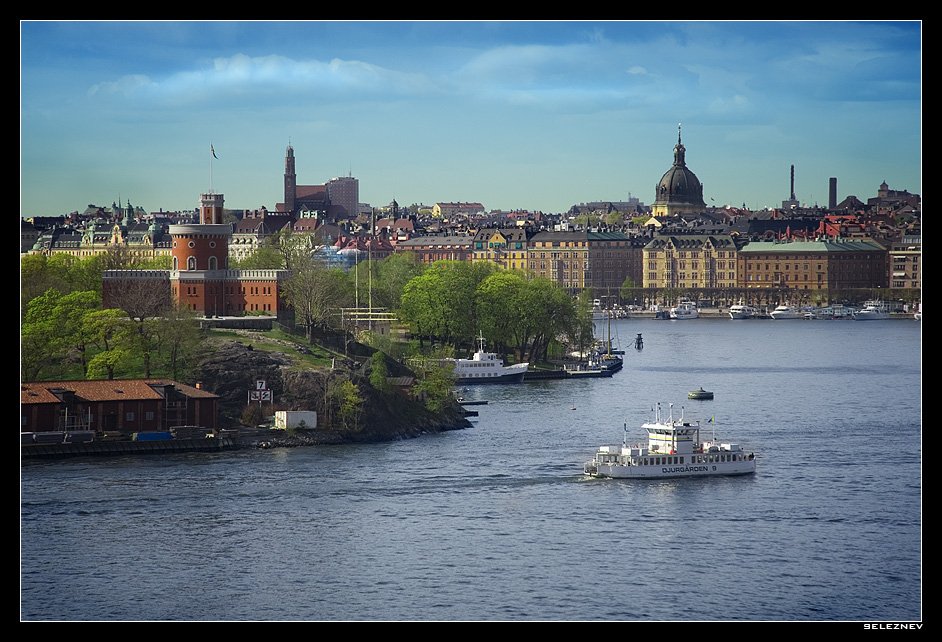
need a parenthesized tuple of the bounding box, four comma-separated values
(21, 436, 239, 459)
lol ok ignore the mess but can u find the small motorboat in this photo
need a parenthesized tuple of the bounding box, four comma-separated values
(688, 387, 714, 400)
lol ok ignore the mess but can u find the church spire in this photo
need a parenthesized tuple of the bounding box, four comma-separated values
(673, 122, 687, 167)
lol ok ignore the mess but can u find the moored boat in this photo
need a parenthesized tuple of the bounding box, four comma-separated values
(584, 403, 756, 479)
(853, 300, 890, 320)
(770, 304, 801, 320)
(449, 334, 529, 384)
(728, 303, 757, 319)
(670, 299, 699, 320)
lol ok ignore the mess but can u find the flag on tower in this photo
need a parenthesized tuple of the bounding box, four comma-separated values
(211, 144, 218, 159)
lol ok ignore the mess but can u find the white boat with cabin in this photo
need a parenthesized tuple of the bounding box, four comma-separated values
(728, 303, 758, 319)
(450, 334, 529, 384)
(583, 403, 756, 479)
(770, 304, 802, 320)
(853, 300, 890, 320)
(670, 299, 699, 320)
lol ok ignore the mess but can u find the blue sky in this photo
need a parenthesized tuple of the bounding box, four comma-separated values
(20, 20, 921, 217)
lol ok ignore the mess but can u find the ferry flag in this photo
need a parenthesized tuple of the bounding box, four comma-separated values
(211, 144, 218, 159)
(709, 415, 715, 424)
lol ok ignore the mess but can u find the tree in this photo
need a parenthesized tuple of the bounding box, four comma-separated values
(106, 276, 171, 377)
(398, 260, 496, 348)
(329, 379, 363, 430)
(281, 251, 354, 340)
(475, 270, 528, 358)
(56, 291, 102, 376)
(605, 211, 625, 228)
(518, 277, 580, 364)
(413, 358, 456, 413)
(373, 251, 426, 310)
(21, 289, 64, 381)
(83, 309, 137, 380)
(154, 304, 206, 380)
(368, 350, 390, 394)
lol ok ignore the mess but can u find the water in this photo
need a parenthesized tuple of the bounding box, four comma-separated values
(21, 318, 922, 622)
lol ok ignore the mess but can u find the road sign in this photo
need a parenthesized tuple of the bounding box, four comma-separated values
(249, 390, 272, 402)
(256, 380, 267, 390)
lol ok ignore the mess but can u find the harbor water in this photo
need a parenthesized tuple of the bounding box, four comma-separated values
(20, 318, 922, 622)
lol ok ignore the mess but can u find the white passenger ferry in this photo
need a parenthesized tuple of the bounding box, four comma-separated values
(583, 403, 756, 479)
(450, 334, 529, 384)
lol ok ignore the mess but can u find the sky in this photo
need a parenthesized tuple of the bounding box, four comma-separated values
(20, 20, 922, 217)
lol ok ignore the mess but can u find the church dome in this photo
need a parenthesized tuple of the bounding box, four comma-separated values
(654, 125, 706, 213)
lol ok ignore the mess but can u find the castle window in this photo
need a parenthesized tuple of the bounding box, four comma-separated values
(208, 256, 218, 270)
(187, 256, 196, 271)
(172, 257, 178, 271)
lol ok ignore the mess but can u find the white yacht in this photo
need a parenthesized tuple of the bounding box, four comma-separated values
(584, 403, 757, 479)
(728, 303, 758, 319)
(853, 300, 890, 320)
(770, 304, 802, 320)
(670, 299, 699, 320)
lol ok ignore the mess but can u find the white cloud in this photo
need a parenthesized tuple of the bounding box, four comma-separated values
(87, 53, 435, 103)
(88, 74, 157, 97)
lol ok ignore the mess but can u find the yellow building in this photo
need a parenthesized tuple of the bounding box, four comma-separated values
(30, 220, 172, 261)
(527, 231, 634, 293)
(642, 234, 739, 290)
(471, 228, 532, 270)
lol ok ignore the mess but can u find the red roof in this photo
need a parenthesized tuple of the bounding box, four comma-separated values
(21, 379, 218, 405)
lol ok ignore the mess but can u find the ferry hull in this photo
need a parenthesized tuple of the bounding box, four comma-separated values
(586, 461, 756, 479)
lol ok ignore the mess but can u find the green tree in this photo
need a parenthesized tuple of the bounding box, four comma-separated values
(21, 289, 64, 381)
(281, 252, 354, 340)
(56, 290, 103, 376)
(605, 211, 625, 228)
(413, 359, 456, 413)
(398, 260, 496, 348)
(106, 276, 171, 377)
(84, 309, 137, 380)
(517, 277, 580, 364)
(475, 270, 528, 358)
(330, 379, 363, 430)
(373, 251, 426, 310)
(368, 350, 391, 394)
(154, 304, 206, 380)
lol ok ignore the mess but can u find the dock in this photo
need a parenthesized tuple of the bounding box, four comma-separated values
(22, 436, 239, 459)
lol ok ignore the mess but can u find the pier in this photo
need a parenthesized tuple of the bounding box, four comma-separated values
(22, 436, 239, 459)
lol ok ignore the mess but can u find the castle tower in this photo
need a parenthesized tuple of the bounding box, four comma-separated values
(169, 193, 231, 272)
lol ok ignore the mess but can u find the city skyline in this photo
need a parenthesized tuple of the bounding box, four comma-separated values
(21, 20, 921, 217)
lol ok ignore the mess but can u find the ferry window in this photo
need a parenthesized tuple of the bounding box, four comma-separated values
(680, 457, 684, 464)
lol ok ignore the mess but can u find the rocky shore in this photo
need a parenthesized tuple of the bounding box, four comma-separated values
(197, 340, 472, 447)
